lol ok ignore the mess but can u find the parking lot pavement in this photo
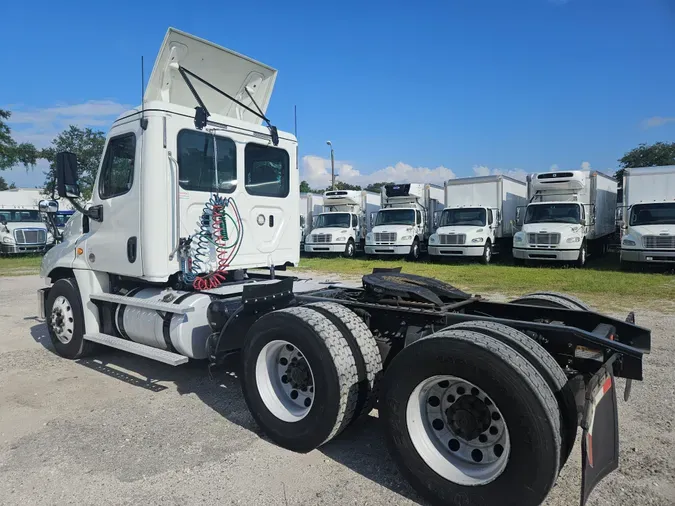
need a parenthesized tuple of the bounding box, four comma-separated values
(1, 275, 673, 505)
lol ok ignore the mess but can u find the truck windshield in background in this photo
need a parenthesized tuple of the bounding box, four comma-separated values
(0, 209, 40, 222)
(630, 203, 675, 226)
(314, 213, 351, 228)
(524, 203, 581, 225)
(440, 208, 486, 227)
(375, 209, 415, 226)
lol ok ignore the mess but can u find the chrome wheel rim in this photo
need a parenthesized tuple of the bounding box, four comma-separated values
(50, 295, 75, 344)
(406, 375, 510, 485)
(255, 340, 316, 422)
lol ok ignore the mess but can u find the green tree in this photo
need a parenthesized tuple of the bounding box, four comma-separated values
(0, 176, 7, 191)
(0, 109, 38, 171)
(328, 181, 362, 191)
(364, 181, 393, 193)
(41, 126, 106, 200)
(9, 181, 16, 189)
(616, 141, 675, 185)
(300, 180, 313, 193)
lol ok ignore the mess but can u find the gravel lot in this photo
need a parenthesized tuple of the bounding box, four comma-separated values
(0, 275, 673, 506)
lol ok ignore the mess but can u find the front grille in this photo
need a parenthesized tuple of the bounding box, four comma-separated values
(13, 228, 47, 245)
(643, 235, 675, 249)
(439, 234, 466, 245)
(311, 234, 332, 243)
(375, 232, 397, 242)
(528, 233, 560, 246)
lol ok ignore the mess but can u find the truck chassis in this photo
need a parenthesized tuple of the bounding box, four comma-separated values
(39, 268, 650, 506)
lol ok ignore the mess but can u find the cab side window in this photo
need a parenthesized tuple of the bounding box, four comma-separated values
(416, 210, 422, 225)
(99, 133, 136, 199)
(488, 209, 494, 225)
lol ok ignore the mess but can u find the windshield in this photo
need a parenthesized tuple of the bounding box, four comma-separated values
(440, 208, 486, 227)
(0, 209, 40, 223)
(375, 209, 415, 226)
(54, 213, 74, 227)
(630, 203, 675, 226)
(524, 204, 581, 224)
(314, 213, 351, 228)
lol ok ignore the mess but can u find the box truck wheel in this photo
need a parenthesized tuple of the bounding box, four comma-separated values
(481, 241, 492, 265)
(45, 278, 97, 359)
(381, 330, 561, 506)
(240, 307, 360, 452)
(575, 242, 587, 268)
(447, 320, 577, 467)
(343, 239, 355, 258)
(409, 239, 421, 261)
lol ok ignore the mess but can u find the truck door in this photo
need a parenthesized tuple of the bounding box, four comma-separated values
(83, 125, 143, 277)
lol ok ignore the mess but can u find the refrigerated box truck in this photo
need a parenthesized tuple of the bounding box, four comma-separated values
(513, 170, 617, 267)
(619, 165, 675, 268)
(429, 175, 527, 264)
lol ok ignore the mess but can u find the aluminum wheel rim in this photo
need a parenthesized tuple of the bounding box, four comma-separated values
(406, 375, 510, 485)
(484, 245, 491, 262)
(347, 242, 354, 256)
(255, 340, 315, 422)
(50, 295, 75, 344)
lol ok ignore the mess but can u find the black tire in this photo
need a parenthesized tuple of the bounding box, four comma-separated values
(480, 241, 492, 265)
(510, 292, 588, 311)
(446, 320, 577, 466)
(408, 239, 421, 261)
(304, 302, 382, 419)
(381, 330, 561, 506)
(575, 242, 587, 268)
(45, 277, 96, 359)
(343, 239, 355, 258)
(240, 307, 359, 453)
(512, 291, 591, 311)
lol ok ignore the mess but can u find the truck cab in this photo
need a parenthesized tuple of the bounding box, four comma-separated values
(429, 206, 499, 263)
(304, 190, 370, 258)
(0, 188, 55, 254)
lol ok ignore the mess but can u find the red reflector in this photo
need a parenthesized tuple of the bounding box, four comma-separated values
(609, 334, 614, 341)
(602, 376, 612, 394)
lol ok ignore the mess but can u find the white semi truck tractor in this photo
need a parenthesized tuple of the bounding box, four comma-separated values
(513, 170, 617, 267)
(619, 165, 675, 269)
(429, 175, 527, 264)
(365, 183, 444, 260)
(303, 189, 380, 257)
(36, 27, 651, 506)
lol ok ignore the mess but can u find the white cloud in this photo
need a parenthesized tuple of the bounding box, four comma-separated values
(580, 161, 591, 171)
(301, 156, 456, 188)
(641, 116, 675, 129)
(5, 100, 131, 148)
(549, 164, 559, 172)
(472, 165, 528, 181)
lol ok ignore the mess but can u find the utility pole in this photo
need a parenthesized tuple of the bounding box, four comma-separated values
(326, 140, 335, 190)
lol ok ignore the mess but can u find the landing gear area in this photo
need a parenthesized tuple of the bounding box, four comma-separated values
(40, 269, 650, 506)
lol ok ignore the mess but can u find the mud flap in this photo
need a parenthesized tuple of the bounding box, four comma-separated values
(580, 357, 619, 506)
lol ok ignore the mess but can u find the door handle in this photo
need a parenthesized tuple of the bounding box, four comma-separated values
(127, 236, 138, 263)
(269, 215, 274, 227)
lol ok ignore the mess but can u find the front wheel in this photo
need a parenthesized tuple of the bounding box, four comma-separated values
(45, 278, 96, 359)
(409, 239, 421, 261)
(575, 243, 587, 268)
(481, 242, 492, 265)
(343, 239, 355, 258)
(381, 330, 561, 506)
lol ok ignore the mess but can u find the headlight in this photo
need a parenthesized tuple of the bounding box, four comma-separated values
(622, 238, 636, 246)
(514, 235, 524, 243)
(2, 236, 14, 244)
(472, 237, 484, 243)
(401, 235, 412, 241)
(335, 236, 347, 242)
(366, 233, 373, 241)
(430, 235, 438, 244)
(566, 236, 581, 243)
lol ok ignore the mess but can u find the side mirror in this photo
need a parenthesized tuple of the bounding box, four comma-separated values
(433, 210, 442, 229)
(496, 210, 502, 226)
(370, 212, 377, 227)
(580, 218, 587, 226)
(39, 199, 59, 214)
(515, 207, 522, 223)
(56, 151, 81, 199)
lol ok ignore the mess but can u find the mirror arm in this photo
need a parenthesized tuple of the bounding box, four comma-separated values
(67, 197, 103, 223)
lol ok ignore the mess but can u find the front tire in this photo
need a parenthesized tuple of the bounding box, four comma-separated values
(240, 307, 360, 453)
(381, 330, 561, 506)
(409, 239, 421, 261)
(45, 278, 96, 359)
(343, 239, 355, 258)
(481, 241, 492, 265)
(575, 242, 587, 268)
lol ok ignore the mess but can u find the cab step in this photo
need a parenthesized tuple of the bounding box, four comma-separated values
(83, 333, 189, 366)
(89, 293, 194, 314)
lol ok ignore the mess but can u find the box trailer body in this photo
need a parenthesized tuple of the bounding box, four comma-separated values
(513, 170, 617, 266)
(304, 190, 380, 257)
(0, 188, 56, 254)
(429, 175, 527, 263)
(620, 165, 675, 266)
(34, 28, 650, 506)
(365, 183, 445, 260)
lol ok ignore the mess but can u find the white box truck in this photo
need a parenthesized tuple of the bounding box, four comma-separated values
(33, 28, 651, 506)
(299, 192, 322, 250)
(303, 190, 380, 257)
(513, 170, 617, 267)
(0, 188, 56, 254)
(619, 165, 675, 268)
(428, 175, 527, 264)
(365, 183, 444, 260)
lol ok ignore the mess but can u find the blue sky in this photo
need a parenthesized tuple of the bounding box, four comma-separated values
(2, 0, 674, 188)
